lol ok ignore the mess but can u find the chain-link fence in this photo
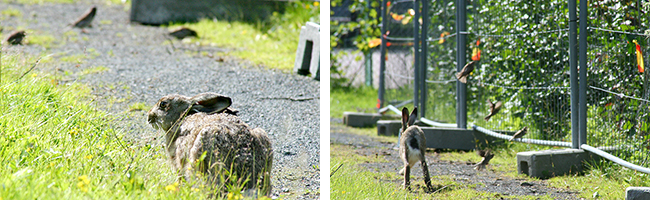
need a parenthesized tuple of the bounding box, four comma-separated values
(381, 0, 417, 108)
(376, 0, 650, 169)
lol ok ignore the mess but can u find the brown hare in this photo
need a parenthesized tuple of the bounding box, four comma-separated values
(147, 92, 272, 196)
(398, 107, 433, 191)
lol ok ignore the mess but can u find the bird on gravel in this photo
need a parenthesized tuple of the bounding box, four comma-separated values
(484, 99, 502, 121)
(71, 6, 97, 32)
(509, 127, 528, 141)
(474, 149, 494, 171)
(4, 30, 26, 45)
(169, 27, 198, 40)
(455, 61, 476, 84)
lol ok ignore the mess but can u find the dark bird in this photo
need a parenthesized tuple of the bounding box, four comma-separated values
(474, 149, 494, 171)
(4, 30, 26, 45)
(455, 61, 476, 84)
(509, 126, 528, 141)
(169, 27, 198, 40)
(71, 6, 97, 29)
(484, 99, 502, 121)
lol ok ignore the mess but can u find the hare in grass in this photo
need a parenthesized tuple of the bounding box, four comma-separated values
(398, 107, 433, 191)
(147, 92, 273, 196)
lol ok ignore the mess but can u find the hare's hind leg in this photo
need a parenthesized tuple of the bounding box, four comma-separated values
(403, 163, 411, 190)
(420, 159, 433, 191)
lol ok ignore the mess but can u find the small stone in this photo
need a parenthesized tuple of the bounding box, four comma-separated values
(521, 182, 534, 186)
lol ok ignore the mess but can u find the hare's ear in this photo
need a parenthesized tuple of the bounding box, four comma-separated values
(401, 107, 409, 131)
(190, 93, 232, 114)
(408, 107, 418, 126)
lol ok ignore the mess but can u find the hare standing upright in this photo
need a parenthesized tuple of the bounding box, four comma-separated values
(399, 107, 433, 191)
(147, 92, 273, 196)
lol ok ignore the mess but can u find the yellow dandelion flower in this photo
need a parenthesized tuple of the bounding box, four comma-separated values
(85, 155, 93, 160)
(313, 2, 319, 7)
(342, 191, 346, 194)
(31, 73, 37, 78)
(165, 182, 179, 192)
(77, 175, 90, 192)
(227, 192, 243, 200)
(305, 4, 310, 9)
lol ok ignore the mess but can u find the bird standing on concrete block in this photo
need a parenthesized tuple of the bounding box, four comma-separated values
(456, 61, 476, 84)
(484, 99, 502, 121)
(510, 127, 528, 141)
(71, 6, 97, 32)
(4, 30, 26, 45)
(474, 149, 494, 171)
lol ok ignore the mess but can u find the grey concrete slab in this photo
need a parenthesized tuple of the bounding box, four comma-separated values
(130, 0, 279, 25)
(343, 112, 399, 128)
(418, 127, 499, 150)
(377, 120, 401, 136)
(626, 187, 650, 200)
(293, 22, 320, 80)
(517, 149, 601, 179)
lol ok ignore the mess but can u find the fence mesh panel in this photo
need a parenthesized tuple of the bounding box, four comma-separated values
(383, 0, 417, 108)
(586, 19, 650, 167)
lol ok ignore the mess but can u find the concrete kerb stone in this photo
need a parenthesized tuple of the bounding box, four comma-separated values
(377, 120, 401, 136)
(293, 22, 320, 80)
(626, 187, 650, 200)
(516, 149, 601, 179)
(343, 112, 399, 128)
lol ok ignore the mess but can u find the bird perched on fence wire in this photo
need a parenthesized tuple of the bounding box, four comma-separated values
(169, 27, 198, 40)
(509, 127, 528, 141)
(4, 30, 26, 45)
(70, 6, 96, 32)
(455, 61, 476, 84)
(474, 149, 494, 171)
(484, 99, 502, 121)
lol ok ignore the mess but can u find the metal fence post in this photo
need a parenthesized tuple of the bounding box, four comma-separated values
(413, 0, 421, 117)
(569, 0, 579, 149)
(420, 0, 429, 118)
(379, 0, 388, 109)
(579, 0, 588, 146)
(456, 0, 467, 128)
(365, 52, 372, 86)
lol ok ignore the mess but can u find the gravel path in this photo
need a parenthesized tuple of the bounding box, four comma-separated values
(330, 121, 579, 199)
(1, 1, 319, 199)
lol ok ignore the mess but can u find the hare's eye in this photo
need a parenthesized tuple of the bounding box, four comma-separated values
(159, 101, 168, 108)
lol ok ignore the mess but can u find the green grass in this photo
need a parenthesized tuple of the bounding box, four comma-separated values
(330, 86, 379, 118)
(166, 1, 319, 72)
(1, 7, 22, 18)
(331, 144, 556, 199)
(0, 52, 253, 199)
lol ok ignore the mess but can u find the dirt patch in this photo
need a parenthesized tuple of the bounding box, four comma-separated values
(330, 121, 579, 199)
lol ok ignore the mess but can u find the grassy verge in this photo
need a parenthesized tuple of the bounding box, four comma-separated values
(330, 86, 379, 118)
(167, 1, 319, 72)
(0, 52, 253, 199)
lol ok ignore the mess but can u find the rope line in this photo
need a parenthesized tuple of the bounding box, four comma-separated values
(589, 86, 650, 103)
(458, 28, 569, 38)
(588, 27, 650, 36)
(477, 80, 569, 90)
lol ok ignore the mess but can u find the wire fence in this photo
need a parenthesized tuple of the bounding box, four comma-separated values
(381, 0, 417, 108)
(376, 0, 650, 169)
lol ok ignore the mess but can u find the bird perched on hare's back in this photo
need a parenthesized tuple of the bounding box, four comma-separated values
(147, 92, 273, 197)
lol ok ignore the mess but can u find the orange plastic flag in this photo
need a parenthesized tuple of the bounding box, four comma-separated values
(471, 39, 481, 61)
(368, 38, 382, 48)
(633, 40, 644, 73)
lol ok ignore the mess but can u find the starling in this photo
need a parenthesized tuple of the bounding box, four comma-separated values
(72, 6, 97, 28)
(510, 127, 528, 141)
(5, 30, 26, 45)
(455, 61, 476, 84)
(484, 99, 502, 121)
(474, 149, 494, 171)
(169, 27, 198, 40)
